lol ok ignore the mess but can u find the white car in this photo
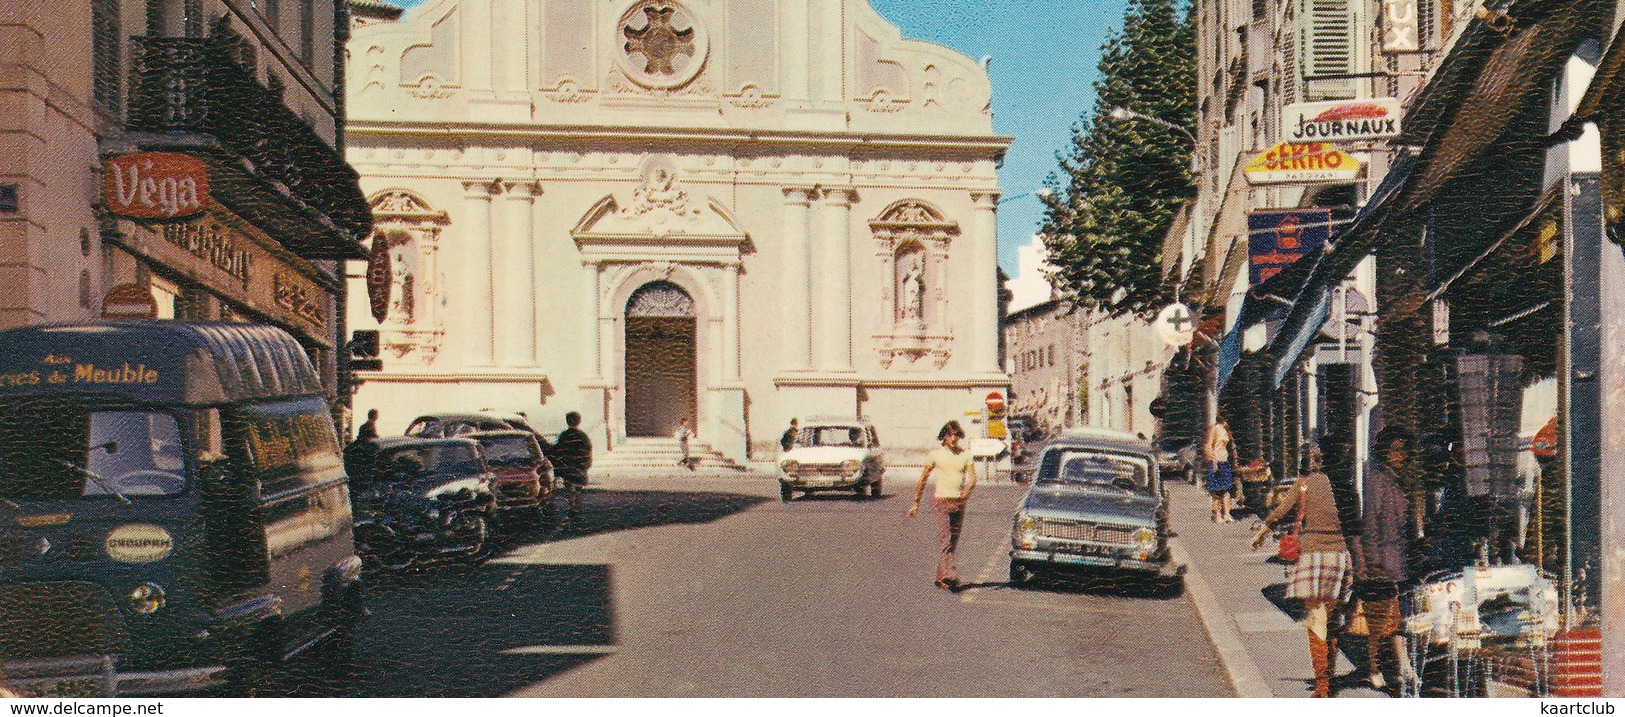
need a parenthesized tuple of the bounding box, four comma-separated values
(778, 419, 885, 501)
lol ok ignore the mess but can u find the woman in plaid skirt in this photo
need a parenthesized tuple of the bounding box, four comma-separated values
(1262, 444, 1351, 697)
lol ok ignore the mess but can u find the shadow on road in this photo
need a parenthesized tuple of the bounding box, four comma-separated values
(345, 487, 769, 696)
(543, 487, 771, 542)
(356, 563, 616, 697)
(1009, 569, 1185, 600)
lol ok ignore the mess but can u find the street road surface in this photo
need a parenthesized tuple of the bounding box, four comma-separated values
(350, 473, 1230, 697)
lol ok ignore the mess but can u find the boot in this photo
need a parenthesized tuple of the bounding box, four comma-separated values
(1308, 631, 1331, 698)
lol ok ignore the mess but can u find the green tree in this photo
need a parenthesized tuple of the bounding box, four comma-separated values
(1041, 0, 1195, 319)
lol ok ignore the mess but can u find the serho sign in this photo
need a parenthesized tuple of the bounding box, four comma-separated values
(103, 152, 209, 220)
(1283, 98, 1403, 143)
(1244, 142, 1362, 185)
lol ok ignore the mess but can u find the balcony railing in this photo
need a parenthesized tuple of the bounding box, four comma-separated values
(127, 32, 371, 252)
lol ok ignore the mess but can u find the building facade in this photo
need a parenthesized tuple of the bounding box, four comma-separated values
(343, 0, 1011, 465)
(0, 0, 368, 399)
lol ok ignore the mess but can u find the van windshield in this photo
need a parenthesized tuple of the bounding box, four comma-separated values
(0, 398, 186, 501)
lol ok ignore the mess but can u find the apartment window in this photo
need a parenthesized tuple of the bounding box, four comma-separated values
(300, 0, 316, 66)
(1305, 0, 1356, 99)
(1253, 0, 1269, 20)
(92, 0, 123, 116)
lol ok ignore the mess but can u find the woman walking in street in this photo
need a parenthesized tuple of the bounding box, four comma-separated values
(909, 420, 976, 590)
(1262, 443, 1352, 697)
(1205, 416, 1237, 522)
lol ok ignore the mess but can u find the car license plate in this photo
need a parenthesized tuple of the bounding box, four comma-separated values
(1063, 543, 1118, 558)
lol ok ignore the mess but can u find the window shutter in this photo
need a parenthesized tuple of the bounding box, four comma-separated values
(1305, 0, 1355, 99)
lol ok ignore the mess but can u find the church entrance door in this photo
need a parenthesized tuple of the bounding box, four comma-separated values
(624, 281, 697, 438)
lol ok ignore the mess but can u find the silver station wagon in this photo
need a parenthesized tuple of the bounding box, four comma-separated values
(1008, 428, 1184, 587)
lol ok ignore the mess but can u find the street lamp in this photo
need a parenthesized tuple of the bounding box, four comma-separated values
(1106, 106, 1197, 146)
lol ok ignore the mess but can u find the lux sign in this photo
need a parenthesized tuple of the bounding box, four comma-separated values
(1382, 0, 1421, 53)
(103, 153, 210, 220)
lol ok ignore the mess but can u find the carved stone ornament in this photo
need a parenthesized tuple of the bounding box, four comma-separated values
(724, 83, 777, 109)
(617, 1, 709, 90)
(545, 78, 594, 104)
(406, 74, 455, 99)
(620, 157, 703, 225)
(626, 280, 695, 318)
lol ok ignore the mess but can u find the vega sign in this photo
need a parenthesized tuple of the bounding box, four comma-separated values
(1283, 99, 1403, 143)
(1244, 142, 1362, 185)
(103, 153, 209, 220)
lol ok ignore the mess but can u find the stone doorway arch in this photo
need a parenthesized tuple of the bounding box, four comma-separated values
(623, 280, 698, 437)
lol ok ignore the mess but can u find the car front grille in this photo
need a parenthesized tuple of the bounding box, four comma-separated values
(795, 465, 852, 478)
(1038, 519, 1136, 546)
(0, 582, 127, 660)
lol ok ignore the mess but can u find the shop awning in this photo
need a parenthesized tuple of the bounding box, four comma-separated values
(1395, 0, 1615, 218)
(1261, 151, 1421, 387)
(1213, 248, 1321, 392)
(1200, 157, 1254, 309)
(1160, 200, 1194, 281)
(1567, 17, 1625, 236)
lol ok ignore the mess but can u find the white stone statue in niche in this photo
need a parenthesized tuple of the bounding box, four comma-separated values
(898, 253, 926, 325)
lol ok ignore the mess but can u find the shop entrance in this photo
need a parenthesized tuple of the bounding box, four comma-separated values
(623, 281, 697, 438)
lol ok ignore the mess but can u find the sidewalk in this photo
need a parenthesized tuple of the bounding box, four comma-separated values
(1167, 481, 1385, 698)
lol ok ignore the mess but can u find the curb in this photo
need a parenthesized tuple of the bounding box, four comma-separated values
(1170, 537, 1275, 698)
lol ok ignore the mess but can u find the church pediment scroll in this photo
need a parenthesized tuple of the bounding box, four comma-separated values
(572, 158, 748, 247)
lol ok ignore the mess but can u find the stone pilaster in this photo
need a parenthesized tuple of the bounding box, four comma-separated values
(816, 187, 856, 372)
(460, 180, 497, 366)
(971, 191, 1002, 373)
(781, 186, 815, 370)
(498, 181, 539, 366)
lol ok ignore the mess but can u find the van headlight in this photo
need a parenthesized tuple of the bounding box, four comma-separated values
(1133, 528, 1158, 560)
(129, 582, 166, 614)
(840, 460, 862, 476)
(1014, 516, 1039, 549)
(781, 460, 799, 477)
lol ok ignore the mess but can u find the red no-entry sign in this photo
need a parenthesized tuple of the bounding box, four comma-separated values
(985, 391, 1006, 414)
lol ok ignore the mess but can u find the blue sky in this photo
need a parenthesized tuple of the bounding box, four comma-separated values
(386, 0, 1125, 272)
(865, 0, 1124, 271)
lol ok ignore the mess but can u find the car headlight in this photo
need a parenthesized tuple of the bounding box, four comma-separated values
(781, 460, 799, 477)
(129, 582, 166, 614)
(1133, 528, 1158, 560)
(840, 459, 862, 476)
(1014, 515, 1039, 550)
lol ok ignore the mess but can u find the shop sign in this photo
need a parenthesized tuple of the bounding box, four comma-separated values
(1283, 99, 1403, 143)
(1244, 143, 1362, 185)
(274, 273, 327, 327)
(1247, 209, 1331, 285)
(1382, 0, 1421, 53)
(101, 283, 158, 319)
(159, 217, 253, 284)
(103, 153, 210, 220)
(366, 233, 392, 324)
(1155, 303, 1197, 347)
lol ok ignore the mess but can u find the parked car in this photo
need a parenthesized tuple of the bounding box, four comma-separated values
(404, 413, 518, 439)
(1153, 435, 1199, 485)
(467, 430, 555, 526)
(350, 437, 495, 570)
(1008, 431, 1183, 588)
(0, 321, 363, 696)
(777, 418, 885, 501)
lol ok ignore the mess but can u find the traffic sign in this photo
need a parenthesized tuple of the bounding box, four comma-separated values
(984, 391, 1006, 414)
(1155, 303, 1197, 347)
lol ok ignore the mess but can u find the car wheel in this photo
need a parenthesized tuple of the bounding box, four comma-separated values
(779, 483, 794, 502)
(852, 483, 866, 499)
(1009, 561, 1033, 587)
(868, 479, 882, 498)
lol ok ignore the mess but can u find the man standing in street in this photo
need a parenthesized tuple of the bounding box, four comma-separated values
(780, 418, 800, 453)
(356, 408, 380, 442)
(1358, 426, 1413, 693)
(552, 412, 594, 521)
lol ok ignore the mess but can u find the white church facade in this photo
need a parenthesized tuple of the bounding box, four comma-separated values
(344, 0, 1011, 465)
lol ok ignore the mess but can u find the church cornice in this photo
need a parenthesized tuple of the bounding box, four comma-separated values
(344, 121, 1012, 155)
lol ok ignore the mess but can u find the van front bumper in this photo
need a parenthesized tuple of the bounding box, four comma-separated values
(5, 655, 226, 696)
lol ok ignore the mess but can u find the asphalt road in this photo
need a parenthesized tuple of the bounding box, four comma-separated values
(349, 472, 1231, 697)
